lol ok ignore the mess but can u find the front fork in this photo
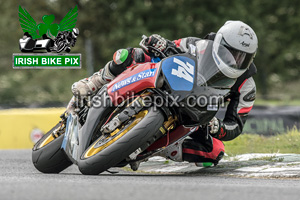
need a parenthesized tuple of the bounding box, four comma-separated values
(51, 111, 68, 138)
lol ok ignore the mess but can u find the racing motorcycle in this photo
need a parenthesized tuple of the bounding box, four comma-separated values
(32, 36, 236, 175)
(52, 28, 79, 53)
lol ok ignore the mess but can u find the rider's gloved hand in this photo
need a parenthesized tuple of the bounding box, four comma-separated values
(208, 117, 220, 135)
(145, 34, 167, 55)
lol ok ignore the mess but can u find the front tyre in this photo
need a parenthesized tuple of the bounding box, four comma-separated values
(78, 107, 165, 175)
(32, 123, 73, 173)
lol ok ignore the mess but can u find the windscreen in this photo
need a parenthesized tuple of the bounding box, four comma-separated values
(196, 40, 237, 88)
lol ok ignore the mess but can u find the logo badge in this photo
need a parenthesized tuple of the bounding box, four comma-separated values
(238, 26, 253, 39)
(13, 5, 81, 69)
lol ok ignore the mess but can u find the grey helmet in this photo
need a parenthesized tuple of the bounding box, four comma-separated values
(212, 20, 258, 78)
(72, 28, 79, 38)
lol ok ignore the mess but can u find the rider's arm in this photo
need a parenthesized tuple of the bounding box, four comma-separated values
(108, 48, 152, 77)
(71, 35, 188, 96)
(214, 77, 256, 141)
(109, 34, 191, 77)
(71, 47, 151, 96)
(173, 37, 201, 53)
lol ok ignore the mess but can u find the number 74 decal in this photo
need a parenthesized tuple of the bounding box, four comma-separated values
(171, 58, 194, 83)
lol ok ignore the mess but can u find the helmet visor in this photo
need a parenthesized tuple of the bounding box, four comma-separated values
(220, 38, 255, 69)
(212, 33, 248, 79)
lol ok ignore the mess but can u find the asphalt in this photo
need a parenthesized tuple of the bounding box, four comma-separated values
(1, 150, 300, 200)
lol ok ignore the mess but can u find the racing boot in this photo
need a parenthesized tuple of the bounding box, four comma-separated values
(66, 62, 115, 115)
(68, 48, 134, 114)
(71, 62, 115, 97)
(195, 162, 214, 167)
(71, 48, 134, 97)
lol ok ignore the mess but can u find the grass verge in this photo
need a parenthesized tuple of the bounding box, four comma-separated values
(254, 99, 300, 106)
(223, 128, 300, 156)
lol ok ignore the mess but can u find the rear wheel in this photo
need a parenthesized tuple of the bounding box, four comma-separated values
(32, 123, 73, 173)
(78, 106, 165, 175)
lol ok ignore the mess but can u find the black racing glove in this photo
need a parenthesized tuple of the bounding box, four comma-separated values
(146, 34, 168, 53)
(141, 34, 183, 58)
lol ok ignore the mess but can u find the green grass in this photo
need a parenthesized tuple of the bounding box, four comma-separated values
(223, 128, 300, 156)
(248, 156, 284, 162)
(254, 99, 300, 106)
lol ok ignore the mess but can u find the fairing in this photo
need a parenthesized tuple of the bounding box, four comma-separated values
(71, 39, 238, 160)
(107, 63, 160, 105)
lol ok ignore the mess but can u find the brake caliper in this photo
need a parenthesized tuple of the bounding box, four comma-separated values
(52, 112, 68, 138)
(101, 97, 146, 134)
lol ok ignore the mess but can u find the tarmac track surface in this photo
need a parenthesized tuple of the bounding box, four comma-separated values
(1, 150, 300, 200)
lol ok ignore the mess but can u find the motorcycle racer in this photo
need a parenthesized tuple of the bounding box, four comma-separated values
(70, 20, 258, 165)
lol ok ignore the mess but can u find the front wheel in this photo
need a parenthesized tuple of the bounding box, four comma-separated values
(32, 123, 73, 173)
(78, 106, 165, 175)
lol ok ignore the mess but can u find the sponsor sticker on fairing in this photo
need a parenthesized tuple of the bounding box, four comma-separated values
(112, 68, 157, 92)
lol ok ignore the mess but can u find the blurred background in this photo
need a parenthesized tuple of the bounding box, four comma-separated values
(0, 0, 300, 150)
(2, 0, 300, 107)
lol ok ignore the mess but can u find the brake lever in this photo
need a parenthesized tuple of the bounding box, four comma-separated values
(139, 35, 149, 51)
(147, 46, 167, 58)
